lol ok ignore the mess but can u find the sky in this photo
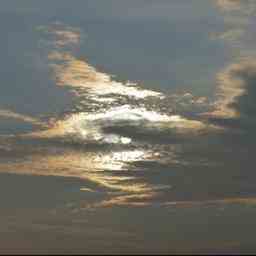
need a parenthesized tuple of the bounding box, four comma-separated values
(1, 0, 256, 253)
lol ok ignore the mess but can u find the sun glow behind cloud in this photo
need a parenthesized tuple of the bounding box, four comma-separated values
(0, 17, 239, 209)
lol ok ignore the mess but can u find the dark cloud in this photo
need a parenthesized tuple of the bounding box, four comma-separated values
(206, 59, 256, 132)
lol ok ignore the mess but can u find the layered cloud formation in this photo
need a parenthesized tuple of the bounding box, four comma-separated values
(206, 0, 256, 131)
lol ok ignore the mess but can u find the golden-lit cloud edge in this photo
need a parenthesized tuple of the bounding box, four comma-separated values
(204, 58, 256, 123)
(0, 109, 46, 127)
(216, 0, 243, 11)
(0, 21, 236, 209)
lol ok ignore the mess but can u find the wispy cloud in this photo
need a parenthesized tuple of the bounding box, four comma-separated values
(216, 0, 244, 11)
(0, 109, 46, 127)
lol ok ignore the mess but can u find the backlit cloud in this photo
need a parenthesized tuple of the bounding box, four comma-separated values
(204, 58, 256, 132)
(216, 0, 243, 11)
(37, 23, 81, 48)
(0, 109, 46, 127)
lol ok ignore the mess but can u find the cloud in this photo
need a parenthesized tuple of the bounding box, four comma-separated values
(48, 52, 163, 100)
(208, 0, 256, 131)
(216, 0, 243, 11)
(0, 109, 46, 127)
(214, 0, 256, 50)
(42, 23, 163, 102)
(0, 20, 237, 209)
(37, 23, 81, 49)
(216, 0, 256, 14)
(203, 58, 256, 132)
(211, 29, 244, 44)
